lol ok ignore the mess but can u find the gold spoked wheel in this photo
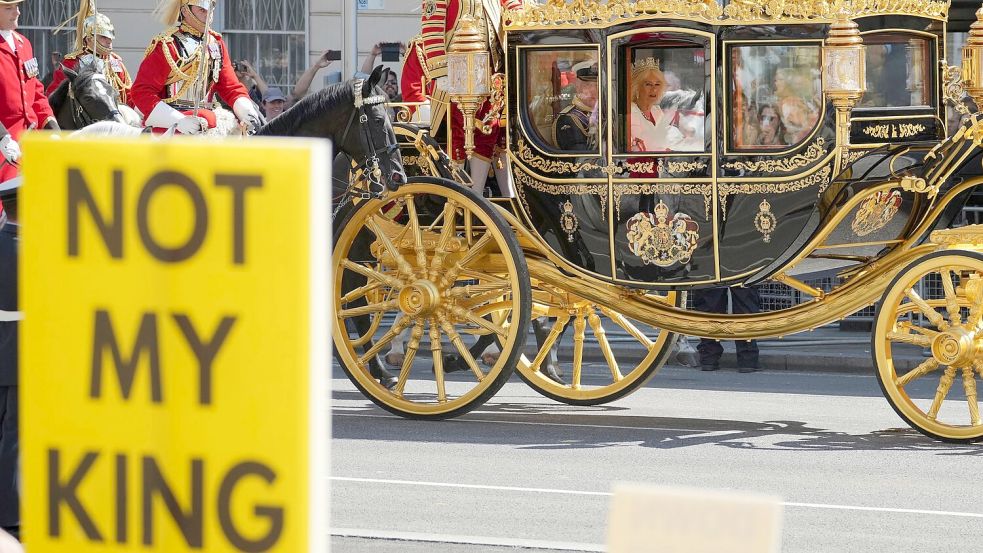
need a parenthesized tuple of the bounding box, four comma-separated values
(873, 251, 983, 443)
(513, 282, 678, 405)
(333, 176, 531, 419)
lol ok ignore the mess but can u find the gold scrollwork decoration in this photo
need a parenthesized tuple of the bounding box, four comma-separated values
(851, 189, 902, 237)
(513, 165, 608, 218)
(722, 138, 826, 173)
(625, 201, 700, 268)
(861, 123, 926, 140)
(718, 165, 832, 220)
(624, 160, 655, 173)
(754, 199, 778, 243)
(942, 63, 971, 117)
(559, 200, 580, 242)
(505, 0, 949, 29)
(516, 136, 602, 175)
(842, 148, 868, 166)
(612, 183, 713, 221)
(663, 160, 708, 173)
(477, 73, 507, 135)
(931, 224, 983, 248)
(401, 154, 434, 176)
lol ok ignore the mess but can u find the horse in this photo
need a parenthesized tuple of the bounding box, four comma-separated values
(47, 62, 141, 131)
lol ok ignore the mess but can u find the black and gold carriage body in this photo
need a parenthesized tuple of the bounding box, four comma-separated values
(338, 0, 983, 441)
(504, 4, 977, 290)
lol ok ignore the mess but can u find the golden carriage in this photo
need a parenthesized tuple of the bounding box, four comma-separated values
(334, 0, 983, 443)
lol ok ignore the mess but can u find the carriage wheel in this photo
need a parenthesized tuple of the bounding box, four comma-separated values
(333, 176, 530, 419)
(873, 251, 983, 443)
(513, 282, 679, 405)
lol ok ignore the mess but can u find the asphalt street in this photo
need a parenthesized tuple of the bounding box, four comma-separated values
(330, 362, 983, 552)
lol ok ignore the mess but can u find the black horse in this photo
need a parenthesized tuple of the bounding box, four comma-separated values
(47, 62, 132, 130)
(259, 66, 406, 388)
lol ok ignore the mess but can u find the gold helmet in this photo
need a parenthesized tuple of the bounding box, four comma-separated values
(82, 13, 114, 40)
(154, 0, 216, 26)
(55, 1, 115, 55)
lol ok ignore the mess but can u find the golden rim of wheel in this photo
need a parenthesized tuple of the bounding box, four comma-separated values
(514, 281, 677, 404)
(334, 181, 528, 417)
(874, 251, 983, 442)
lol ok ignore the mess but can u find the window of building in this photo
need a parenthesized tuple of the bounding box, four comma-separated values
(728, 43, 822, 151)
(858, 32, 934, 109)
(521, 47, 600, 155)
(221, 0, 308, 89)
(18, 0, 75, 85)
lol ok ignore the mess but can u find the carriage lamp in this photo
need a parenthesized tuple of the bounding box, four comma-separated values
(823, 11, 866, 147)
(447, 16, 491, 159)
(962, 8, 983, 108)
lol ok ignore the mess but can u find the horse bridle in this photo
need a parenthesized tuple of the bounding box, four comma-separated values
(67, 72, 123, 129)
(339, 79, 401, 199)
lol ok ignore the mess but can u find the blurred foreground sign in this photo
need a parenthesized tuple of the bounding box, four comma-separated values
(608, 483, 782, 553)
(20, 136, 331, 552)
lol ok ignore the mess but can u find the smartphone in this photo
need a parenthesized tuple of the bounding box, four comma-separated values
(380, 43, 400, 62)
(325, 50, 341, 61)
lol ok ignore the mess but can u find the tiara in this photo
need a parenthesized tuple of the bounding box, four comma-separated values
(632, 57, 661, 78)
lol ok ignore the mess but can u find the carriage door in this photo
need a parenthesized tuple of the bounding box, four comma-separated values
(607, 29, 716, 285)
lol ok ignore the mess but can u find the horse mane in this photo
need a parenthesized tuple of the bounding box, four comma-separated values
(255, 81, 355, 137)
(48, 79, 69, 110)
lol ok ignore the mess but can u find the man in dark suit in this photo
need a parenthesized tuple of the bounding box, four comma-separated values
(0, 182, 19, 539)
(552, 59, 597, 151)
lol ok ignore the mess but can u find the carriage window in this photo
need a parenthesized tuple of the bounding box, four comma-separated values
(523, 48, 600, 154)
(858, 33, 932, 109)
(622, 44, 707, 153)
(730, 44, 822, 150)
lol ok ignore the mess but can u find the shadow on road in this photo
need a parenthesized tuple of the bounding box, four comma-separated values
(332, 391, 982, 455)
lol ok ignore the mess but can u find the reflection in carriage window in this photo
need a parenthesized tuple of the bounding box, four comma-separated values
(524, 49, 600, 153)
(859, 33, 932, 108)
(730, 44, 821, 150)
(626, 46, 706, 153)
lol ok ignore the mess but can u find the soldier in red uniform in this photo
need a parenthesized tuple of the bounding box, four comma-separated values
(46, 2, 132, 105)
(131, 0, 263, 134)
(0, 0, 57, 186)
(420, 0, 521, 196)
(399, 35, 432, 121)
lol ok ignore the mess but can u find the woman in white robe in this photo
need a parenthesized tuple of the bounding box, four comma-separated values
(629, 59, 702, 152)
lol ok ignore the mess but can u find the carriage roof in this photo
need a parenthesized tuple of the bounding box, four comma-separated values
(504, 0, 951, 30)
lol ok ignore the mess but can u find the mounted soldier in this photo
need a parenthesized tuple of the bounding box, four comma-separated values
(420, 0, 521, 196)
(47, 0, 132, 105)
(131, 0, 263, 135)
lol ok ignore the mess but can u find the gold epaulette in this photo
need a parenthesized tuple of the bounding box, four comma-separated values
(144, 28, 178, 58)
(63, 49, 84, 61)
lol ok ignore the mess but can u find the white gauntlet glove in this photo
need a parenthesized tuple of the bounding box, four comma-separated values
(233, 97, 265, 131)
(175, 115, 208, 135)
(0, 135, 21, 164)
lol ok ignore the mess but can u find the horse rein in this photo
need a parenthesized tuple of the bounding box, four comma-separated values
(68, 73, 123, 129)
(339, 79, 401, 200)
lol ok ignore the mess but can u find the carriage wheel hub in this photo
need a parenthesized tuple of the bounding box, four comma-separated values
(931, 328, 978, 367)
(400, 280, 441, 317)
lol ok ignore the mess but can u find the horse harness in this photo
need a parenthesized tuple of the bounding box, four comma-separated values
(335, 80, 401, 213)
(67, 73, 123, 129)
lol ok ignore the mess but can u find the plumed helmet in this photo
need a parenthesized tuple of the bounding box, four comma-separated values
(154, 0, 215, 26)
(82, 13, 115, 40)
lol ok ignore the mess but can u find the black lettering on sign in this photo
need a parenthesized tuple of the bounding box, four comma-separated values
(215, 174, 262, 265)
(48, 449, 103, 540)
(115, 453, 127, 543)
(218, 462, 284, 552)
(67, 168, 123, 258)
(172, 314, 236, 405)
(90, 310, 162, 402)
(137, 171, 208, 263)
(142, 456, 204, 548)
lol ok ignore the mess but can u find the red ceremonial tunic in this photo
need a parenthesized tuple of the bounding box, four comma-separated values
(131, 27, 247, 128)
(419, 0, 521, 161)
(0, 31, 55, 184)
(46, 51, 133, 106)
(400, 38, 429, 106)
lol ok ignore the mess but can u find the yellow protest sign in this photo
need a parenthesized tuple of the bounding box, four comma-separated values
(20, 135, 330, 552)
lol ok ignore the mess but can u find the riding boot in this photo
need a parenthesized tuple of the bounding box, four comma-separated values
(468, 157, 492, 197)
(532, 318, 566, 384)
(367, 355, 398, 389)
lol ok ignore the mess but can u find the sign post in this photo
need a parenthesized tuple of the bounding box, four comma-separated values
(20, 136, 330, 552)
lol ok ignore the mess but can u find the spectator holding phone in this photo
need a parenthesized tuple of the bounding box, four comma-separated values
(233, 59, 266, 107)
(361, 42, 405, 101)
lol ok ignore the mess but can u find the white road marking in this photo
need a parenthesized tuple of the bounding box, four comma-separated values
(332, 527, 604, 552)
(333, 476, 983, 519)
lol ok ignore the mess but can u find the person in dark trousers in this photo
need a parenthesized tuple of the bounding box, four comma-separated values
(0, 185, 18, 540)
(692, 286, 760, 373)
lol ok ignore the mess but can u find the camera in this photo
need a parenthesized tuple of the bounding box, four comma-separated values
(233, 61, 246, 73)
(380, 42, 400, 62)
(325, 50, 341, 61)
